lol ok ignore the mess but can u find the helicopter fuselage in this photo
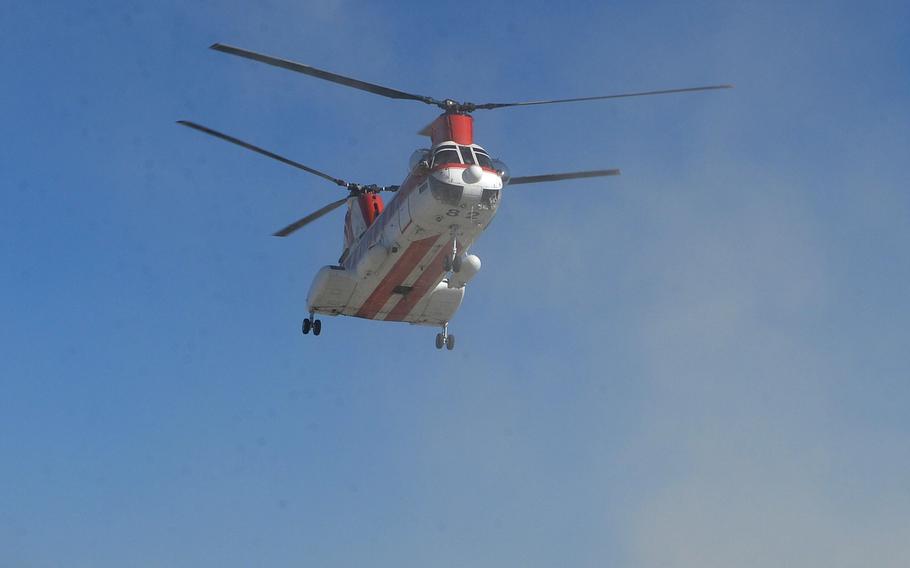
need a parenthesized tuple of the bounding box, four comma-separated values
(181, 43, 709, 347)
(306, 139, 503, 326)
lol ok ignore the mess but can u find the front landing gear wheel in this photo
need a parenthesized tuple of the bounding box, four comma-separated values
(313, 319, 322, 336)
(302, 318, 311, 335)
(443, 255, 452, 272)
(452, 255, 462, 273)
(435, 322, 454, 351)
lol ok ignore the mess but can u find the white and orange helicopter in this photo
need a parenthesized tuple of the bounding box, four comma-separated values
(180, 44, 731, 350)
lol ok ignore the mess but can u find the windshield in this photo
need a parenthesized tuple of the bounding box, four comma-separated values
(458, 145, 476, 165)
(473, 148, 494, 169)
(432, 145, 461, 167)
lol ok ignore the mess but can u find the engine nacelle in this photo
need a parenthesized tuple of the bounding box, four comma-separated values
(447, 254, 481, 289)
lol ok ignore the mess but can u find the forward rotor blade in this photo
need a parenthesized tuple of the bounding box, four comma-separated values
(473, 84, 733, 110)
(508, 169, 621, 186)
(274, 197, 349, 237)
(177, 120, 347, 187)
(211, 43, 439, 106)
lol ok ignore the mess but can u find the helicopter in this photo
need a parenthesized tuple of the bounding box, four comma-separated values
(180, 43, 731, 350)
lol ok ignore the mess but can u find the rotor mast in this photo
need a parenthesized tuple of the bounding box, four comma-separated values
(419, 112, 474, 146)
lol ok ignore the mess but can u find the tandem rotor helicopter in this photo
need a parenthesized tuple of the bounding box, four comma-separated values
(180, 43, 731, 350)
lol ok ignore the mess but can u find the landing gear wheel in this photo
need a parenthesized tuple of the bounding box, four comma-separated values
(443, 255, 452, 272)
(435, 333, 444, 349)
(313, 320, 322, 336)
(446, 334, 455, 350)
(302, 318, 311, 335)
(452, 255, 462, 273)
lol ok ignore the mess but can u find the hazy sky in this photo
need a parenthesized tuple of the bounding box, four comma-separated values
(2, 1, 909, 566)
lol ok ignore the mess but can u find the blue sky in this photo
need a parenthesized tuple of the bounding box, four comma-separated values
(2, 1, 909, 566)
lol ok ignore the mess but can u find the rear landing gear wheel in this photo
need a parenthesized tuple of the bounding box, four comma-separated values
(302, 318, 311, 335)
(313, 319, 322, 336)
(446, 334, 455, 350)
(435, 333, 444, 349)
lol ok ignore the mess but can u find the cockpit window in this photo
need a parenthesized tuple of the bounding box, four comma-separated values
(432, 145, 461, 167)
(458, 145, 476, 165)
(473, 148, 494, 169)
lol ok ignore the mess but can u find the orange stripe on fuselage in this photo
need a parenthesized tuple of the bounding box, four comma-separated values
(355, 236, 438, 320)
(384, 240, 453, 322)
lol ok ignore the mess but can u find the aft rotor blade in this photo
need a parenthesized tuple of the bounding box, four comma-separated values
(274, 197, 349, 237)
(177, 120, 347, 187)
(211, 43, 440, 106)
(508, 169, 621, 186)
(473, 84, 733, 110)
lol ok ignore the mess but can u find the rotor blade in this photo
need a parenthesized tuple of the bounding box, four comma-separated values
(273, 197, 349, 237)
(473, 84, 733, 110)
(177, 120, 347, 187)
(508, 169, 621, 186)
(211, 43, 440, 106)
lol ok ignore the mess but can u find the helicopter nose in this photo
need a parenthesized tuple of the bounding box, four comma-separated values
(462, 164, 484, 184)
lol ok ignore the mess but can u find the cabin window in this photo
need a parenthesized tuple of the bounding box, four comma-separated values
(473, 149, 494, 169)
(432, 145, 461, 167)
